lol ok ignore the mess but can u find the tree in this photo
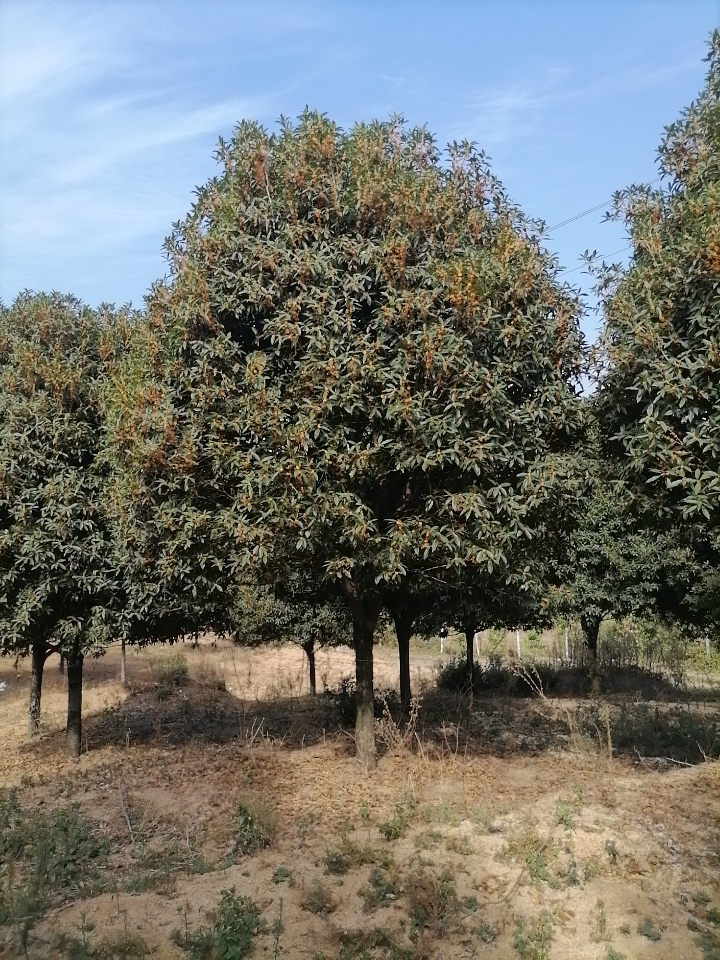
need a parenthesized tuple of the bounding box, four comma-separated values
(0, 292, 121, 755)
(596, 32, 720, 625)
(119, 112, 586, 771)
(391, 572, 547, 707)
(232, 579, 351, 695)
(551, 456, 694, 655)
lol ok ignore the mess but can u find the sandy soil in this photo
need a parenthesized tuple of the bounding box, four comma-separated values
(1, 641, 719, 960)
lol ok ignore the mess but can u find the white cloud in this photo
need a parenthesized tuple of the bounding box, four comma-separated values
(458, 54, 700, 148)
(0, 1, 272, 295)
(0, 3, 108, 105)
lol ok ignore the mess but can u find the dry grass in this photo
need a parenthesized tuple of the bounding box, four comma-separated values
(1, 642, 720, 959)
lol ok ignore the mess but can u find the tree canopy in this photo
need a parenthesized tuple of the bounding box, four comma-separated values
(596, 34, 720, 526)
(232, 578, 351, 695)
(111, 112, 588, 769)
(0, 292, 121, 753)
(595, 31, 720, 626)
(550, 450, 695, 653)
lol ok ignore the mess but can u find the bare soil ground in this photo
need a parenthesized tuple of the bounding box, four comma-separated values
(1, 640, 720, 960)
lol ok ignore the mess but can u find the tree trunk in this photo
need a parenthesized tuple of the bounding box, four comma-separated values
(302, 640, 317, 696)
(515, 629, 522, 658)
(66, 649, 84, 758)
(59, 651, 65, 676)
(28, 641, 47, 737)
(120, 637, 127, 685)
(349, 593, 381, 773)
(464, 625, 475, 695)
(564, 625, 570, 662)
(580, 615, 602, 659)
(393, 611, 413, 713)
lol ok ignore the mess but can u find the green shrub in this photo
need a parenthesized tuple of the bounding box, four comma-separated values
(524, 630, 544, 656)
(329, 677, 403, 727)
(215, 889, 263, 959)
(174, 888, 263, 959)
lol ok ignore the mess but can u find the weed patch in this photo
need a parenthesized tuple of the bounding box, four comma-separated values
(335, 926, 418, 960)
(156, 652, 189, 685)
(360, 864, 402, 911)
(406, 867, 459, 938)
(513, 913, 554, 960)
(0, 789, 109, 951)
(272, 865, 293, 885)
(324, 849, 350, 876)
(56, 933, 149, 959)
(694, 929, 720, 960)
(591, 898, 610, 942)
(173, 887, 264, 959)
(581, 703, 720, 764)
(637, 915, 662, 941)
(302, 879, 334, 915)
(499, 817, 554, 885)
(232, 800, 274, 855)
(378, 791, 416, 842)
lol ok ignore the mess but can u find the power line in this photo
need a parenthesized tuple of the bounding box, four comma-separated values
(547, 201, 613, 232)
(560, 245, 632, 276)
(545, 177, 663, 233)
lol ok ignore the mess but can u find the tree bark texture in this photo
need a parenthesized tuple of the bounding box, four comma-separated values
(120, 637, 127, 685)
(58, 651, 65, 676)
(349, 592, 381, 773)
(66, 649, 84, 758)
(581, 616, 602, 659)
(28, 641, 47, 737)
(393, 610, 413, 712)
(464, 625, 475, 696)
(302, 640, 317, 696)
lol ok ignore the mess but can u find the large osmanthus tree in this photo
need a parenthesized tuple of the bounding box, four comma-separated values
(0, 292, 124, 755)
(115, 112, 586, 770)
(595, 32, 720, 628)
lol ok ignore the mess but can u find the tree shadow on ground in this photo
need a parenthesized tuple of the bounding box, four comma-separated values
(13, 665, 712, 768)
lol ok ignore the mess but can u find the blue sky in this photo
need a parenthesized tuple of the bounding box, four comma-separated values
(1, 0, 718, 339)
